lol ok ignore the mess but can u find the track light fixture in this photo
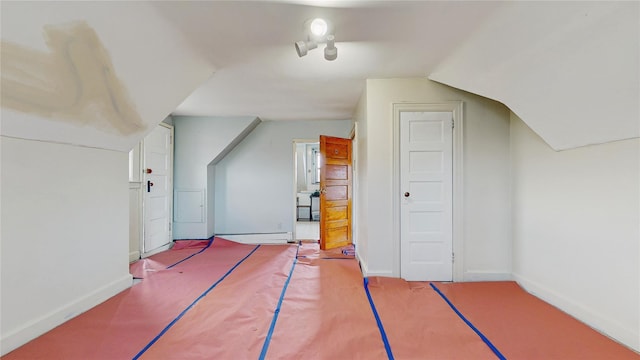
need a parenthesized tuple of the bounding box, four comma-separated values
(295, 18, 337, 61)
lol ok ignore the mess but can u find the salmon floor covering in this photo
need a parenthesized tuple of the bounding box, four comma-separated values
(5, 238, 639, 359)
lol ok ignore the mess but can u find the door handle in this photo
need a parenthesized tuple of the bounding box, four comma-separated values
(147, 180, 154, 192)
(404, 192, 410, 197)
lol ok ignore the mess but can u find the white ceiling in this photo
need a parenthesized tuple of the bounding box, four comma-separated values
(2, 1, 637, 151)
(152, 1, 503, 121)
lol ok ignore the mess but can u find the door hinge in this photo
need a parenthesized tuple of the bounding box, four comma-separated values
(451, 119, 455, 129)
(169, 222, 172, 231)
(170, 135, 173, 145)
(452, 252, 455, 263)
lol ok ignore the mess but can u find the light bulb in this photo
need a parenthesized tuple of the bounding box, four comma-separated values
(309, 18, 328, 37)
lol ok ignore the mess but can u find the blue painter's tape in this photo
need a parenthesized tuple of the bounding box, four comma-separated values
(429, 283, 506, 360)
(364, 277, 395, 360)
(132, 244, 261, 359)
(166, 237, 215, 269)
(258, 257, 298, 360)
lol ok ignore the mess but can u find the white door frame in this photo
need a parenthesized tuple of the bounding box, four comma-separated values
(141, 122, 174, 257)
(292, 138, 318, 241)
(392, 102, 464, 281)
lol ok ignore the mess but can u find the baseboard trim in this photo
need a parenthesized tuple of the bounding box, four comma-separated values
(365, 270, 393, 277)
(129, 250, 141, 263)
(463, 270, 512, 282)
(1, 274, 132, 356)
(217, 233, 291, 244)
(513, 272, 639, 352)
(141, 243, 172, 258)
(357, 253, 368, 276)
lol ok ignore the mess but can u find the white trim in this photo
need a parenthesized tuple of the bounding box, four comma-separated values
(218, 233, 292, 244)
(364, 269, 394, 277)
(129, 179, 143, 262)
(141, 243, 172, 258)
(513, 272, 640, 351)
(463, 271, 512, 282)
(129, 250, 141, 263)
(292, 138, 319, 242)
(356, 252, 366, 274)
(392, 102, 464, 281)
(0, 274, 132, 356)
(350, 123, 358, 250)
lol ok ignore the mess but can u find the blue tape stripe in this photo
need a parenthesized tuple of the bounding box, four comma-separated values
(258, 257, 298, 360)
(166, 238, 215, 269)
(132, 244, 261, 359)
(429, 283, 506, 360)
(363, 277, 395, 360)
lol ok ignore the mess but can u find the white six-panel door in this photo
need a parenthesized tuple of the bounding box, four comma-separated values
(400, 111, 453, 281)
(143, 125, 173, 255)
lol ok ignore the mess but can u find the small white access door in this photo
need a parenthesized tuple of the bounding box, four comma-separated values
(142, 124, 173, 255)
(400, 111, 453, 281)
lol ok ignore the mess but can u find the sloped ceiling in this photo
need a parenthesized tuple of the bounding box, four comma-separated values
(0, 1, 215, 152)
(2, 1, 637, 151)
(429, 1, 639, 150)
(153, 1, 502, 121)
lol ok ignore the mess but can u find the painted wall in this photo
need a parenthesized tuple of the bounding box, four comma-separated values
(356, 78, 512, 279)
(430, 2, 639, 151)
(353, 88, 369, 268)
(172, 116, 259, 239)
(295, 143, 307, 192)
(0, 137, 131, 355)
(214, 120, 352, 236)
(510, 114, 640, 351)
(0, 2, 214, 152)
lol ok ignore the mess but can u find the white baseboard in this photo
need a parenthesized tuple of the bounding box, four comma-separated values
(356, 255, 395, 278)
(129, 250, 141, 263)
(357, 253, 368, 276)
(1, 274, 132, 356)
(463, 270, 512, 282)
(218, 233, 291, 244)
(359, 258, 393, 278)
(513, 272, 639, 352)
(141, 243, 172, 258)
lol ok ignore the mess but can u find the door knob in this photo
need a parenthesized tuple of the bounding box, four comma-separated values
(404, 192, 410, 197)
(145, 168, 153, 174)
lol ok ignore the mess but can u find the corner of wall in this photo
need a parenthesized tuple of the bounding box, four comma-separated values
(1, 274, 132, 356)
(513, 272, 640, 352)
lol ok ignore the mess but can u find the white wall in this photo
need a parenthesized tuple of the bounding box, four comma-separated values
(295, 143, 306, 192)
(1, 2, 214, 152)
(1, 137, 131, 355)
(353, 88, 369, 270)
(214, 120, 352, 236)
(172, 116, 259, 239)
(430, 2, 639, 150)
(356, 78, 512, 279)
(510, 114, 640, 351)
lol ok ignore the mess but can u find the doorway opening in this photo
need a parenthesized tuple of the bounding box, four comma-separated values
(293, 139, 320, 242)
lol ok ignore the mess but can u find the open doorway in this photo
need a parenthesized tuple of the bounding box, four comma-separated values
(293, 139, 320, 241)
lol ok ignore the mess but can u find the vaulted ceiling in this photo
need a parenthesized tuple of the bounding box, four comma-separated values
(1, 1, 638, 151)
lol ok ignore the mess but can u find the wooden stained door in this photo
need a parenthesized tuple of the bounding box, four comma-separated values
(319, 135, 352, 250)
